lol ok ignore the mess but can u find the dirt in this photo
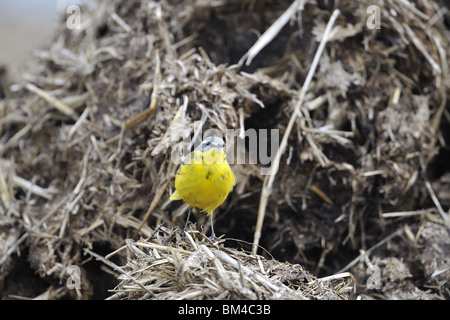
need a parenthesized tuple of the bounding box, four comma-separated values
(0, 0, 449, 300)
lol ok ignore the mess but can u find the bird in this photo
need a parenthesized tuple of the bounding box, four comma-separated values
(169, 136, 235, 238)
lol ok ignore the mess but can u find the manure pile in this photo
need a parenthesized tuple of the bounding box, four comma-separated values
(0, 0, 449, 300)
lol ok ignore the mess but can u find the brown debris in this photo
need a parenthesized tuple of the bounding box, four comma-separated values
(0, 0, 449, 300)
(105, 226, 352, 300)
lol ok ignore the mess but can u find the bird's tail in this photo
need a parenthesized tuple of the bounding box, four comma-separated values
(169, 190, 182, 201)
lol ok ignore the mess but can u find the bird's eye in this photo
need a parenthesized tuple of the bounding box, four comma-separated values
(205, 142, 211, 146)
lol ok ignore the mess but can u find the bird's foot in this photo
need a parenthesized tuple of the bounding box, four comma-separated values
(208, 233, 218, 241)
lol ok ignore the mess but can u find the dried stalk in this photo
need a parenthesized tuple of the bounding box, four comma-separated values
(252, 9, 341, 254)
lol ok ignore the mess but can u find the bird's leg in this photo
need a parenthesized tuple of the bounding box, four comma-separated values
(183, 208, 192, 232)
(208, 214, 217, 240)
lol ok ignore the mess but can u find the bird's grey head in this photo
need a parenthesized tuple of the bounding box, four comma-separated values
(197, 136, 225, 152)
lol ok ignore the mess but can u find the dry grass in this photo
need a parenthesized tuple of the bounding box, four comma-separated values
(104, 225, 353, 300)
(0, 0, 449, 299)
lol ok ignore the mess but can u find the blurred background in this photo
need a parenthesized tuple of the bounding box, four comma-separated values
(0, 0, 82, 79)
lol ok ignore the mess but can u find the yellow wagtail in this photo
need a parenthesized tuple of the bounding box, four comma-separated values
(170, 136, 235, 238)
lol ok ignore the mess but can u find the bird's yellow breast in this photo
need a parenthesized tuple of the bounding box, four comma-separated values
(170, 149, 235, 215)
